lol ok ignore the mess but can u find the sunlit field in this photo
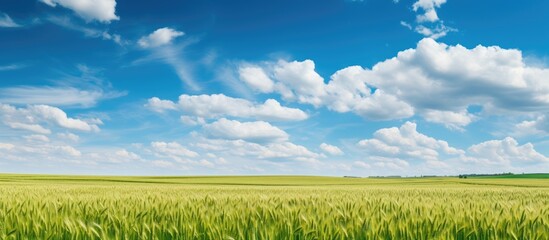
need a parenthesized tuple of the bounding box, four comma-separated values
(0, 175, 548, 239)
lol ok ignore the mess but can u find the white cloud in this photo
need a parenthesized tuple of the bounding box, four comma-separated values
(412, 0, 446, 23)
(30, 105, 98, 131)
(273, 60, 326, 106)
(148, 94, 308, 122)
(512, 115, 549, 137)
(0, 65, 125, 108)
(47, 16, 124, 45)
(145, 97, 178, 113)
(238, 61, 414, 121)
(414, 24, 455, 40)
(238, 65, 275, 93)
(372, 157, 410, 170)
(180, 116, 206, 126)
(365, 38, 549, 118)
(400, 21, 412, 30)
(57, 133, 80, 142)
(40, 0, 119, 23)
(0, 13, 20, 27)
(238, 39, 549, 128)
(135, 29, 200, 91)
(138, 28, 184, 48)
(354, 122, 549, 172)
(24, 135, 50, 143)
(358, 122, 464, 163)
(254, 99, 309, 121)
(5, 122, 52, 135)
(195, 138, 321, 161)
(150, 160, 174, 168)
(320, 143, 344, 155)
(353, 161, 371, 169)
(204, 118, 289, 142)
(150, 141, 199, 158)
(0, 104, 100, 134)
(422, 110, 474, 131)
(197, 159, 215, 168)
(400, 0, 455, 39)
(467, 137, 549, 165)
(0, 86, 122, 108)
(0, 143, 15, 150)
(114, 149, 141, 161)
(58, 145, 81, 157)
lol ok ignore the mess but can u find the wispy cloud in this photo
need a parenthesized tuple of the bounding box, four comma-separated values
(134, 28, 201, 91)
(0, 13, 20, 28)
(0, 64, 25, 71)
(0, 86, 122, 108)
(47, 16, 125, 45)
(0, 65, 126, 108)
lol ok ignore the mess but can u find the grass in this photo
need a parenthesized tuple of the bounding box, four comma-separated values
(0, 175, 548, 239)
(466, 173, 549, 179)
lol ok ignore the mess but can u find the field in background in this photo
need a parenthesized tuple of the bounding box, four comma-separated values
(466, 173, 549, 179)
(0, 175, 548, 239)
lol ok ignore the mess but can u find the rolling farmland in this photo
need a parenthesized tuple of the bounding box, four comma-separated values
(0, 175, 548, 239)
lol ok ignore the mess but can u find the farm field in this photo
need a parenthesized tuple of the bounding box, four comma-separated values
(0, 175, 548, 239)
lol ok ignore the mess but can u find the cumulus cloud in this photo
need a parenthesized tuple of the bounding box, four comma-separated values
(354, 122, 549, 172)
(320, 143, 344, 155)
(0, 13, 20, 27)
(147, 94, 308, 122)
(412, 0, 446, 23)
(466, 137, 549, 165)
(358, 122, 463, 165)
(195, 138, 321, 162)
(114, 149, 141, 161)
(40, 0, 118, 23)
(204, 118, 289, 142)
(58, 145, 82, 157)
(57, 133, 80, 142)
(30, 105, 98, 131)
(422, 110, 474, 131)
(180, 116, 206, 126)
(138, 27, 184, 48)
(512, 115, 549, 137)
(0, 104, 100, 134)
(365, 38, 549, 117)
(150, 141, 199, 158)
(400, 0, 456, 39)
(272, 60, 326, 106)
(146, 97, 178, 113)
(242, 39, 549, 129)
(238, 65, 275, 93)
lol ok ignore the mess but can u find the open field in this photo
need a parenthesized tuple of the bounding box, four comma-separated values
(466, 173, 549, 179)
(0, 175, 548, 239)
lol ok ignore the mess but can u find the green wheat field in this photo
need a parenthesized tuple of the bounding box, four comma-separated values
(0, 174, 548, 239)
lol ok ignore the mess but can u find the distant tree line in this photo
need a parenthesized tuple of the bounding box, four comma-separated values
(458, 172, 514, 178)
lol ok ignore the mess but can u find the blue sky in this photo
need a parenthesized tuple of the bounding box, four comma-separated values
(1, 0, 549, 176)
